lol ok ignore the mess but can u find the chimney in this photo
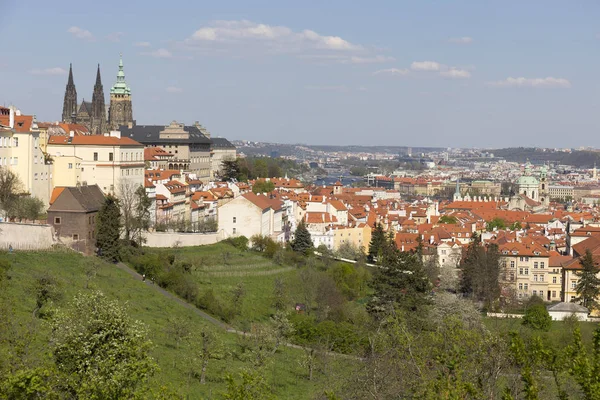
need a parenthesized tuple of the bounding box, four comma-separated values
(127, 122, 133, 129)
(8, 107, 14, 128)
(69, 130, 74, 138)
(430, 235, 434, 244)
(110, 130, 121, 139)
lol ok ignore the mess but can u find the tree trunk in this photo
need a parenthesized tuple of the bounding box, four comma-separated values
(200, 358, 208, 384)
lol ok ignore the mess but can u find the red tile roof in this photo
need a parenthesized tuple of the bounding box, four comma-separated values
(48, 135, 141, 146)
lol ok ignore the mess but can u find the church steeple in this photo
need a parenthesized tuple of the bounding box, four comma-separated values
(109, 53, 133, 129)
(62, 63, 78, 122)
(91, 63, 107, 135)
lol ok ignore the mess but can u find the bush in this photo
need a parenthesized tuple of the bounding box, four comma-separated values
(225, 236, 249, 251)
(196, 289, 233, 322)
(522, 303, 552, 331)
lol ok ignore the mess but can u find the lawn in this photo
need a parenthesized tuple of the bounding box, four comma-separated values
(1, 248, 353, 399)
(146, 242, 301, 326)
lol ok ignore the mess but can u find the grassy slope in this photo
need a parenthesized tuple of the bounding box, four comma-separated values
(155, 243, 299, 326)
(1, 249, 349, 399)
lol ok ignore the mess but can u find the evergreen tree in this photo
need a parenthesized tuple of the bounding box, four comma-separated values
(459, 232, 482, 296)
(459, 233, 502, 309)
(367, 245, 432, 319)
(292, 221, 313, 254)
(575, 249, 600, 311)
(220, 159, 240, 181)
(96, 195, 122, 262)
(368, 223, 386, 263)
(132, 185, 152, 246)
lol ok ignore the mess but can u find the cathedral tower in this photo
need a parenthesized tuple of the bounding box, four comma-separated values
(108, 54, 133, 129)
(90, 64, 107, 134)
(62, 64, 78, 123)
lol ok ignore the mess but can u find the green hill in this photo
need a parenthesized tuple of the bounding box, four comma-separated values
(0, 247, 352, 398)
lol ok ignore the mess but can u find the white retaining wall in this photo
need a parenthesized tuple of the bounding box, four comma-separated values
(0, 222, 55, 250)
(144, 231, 226, 248)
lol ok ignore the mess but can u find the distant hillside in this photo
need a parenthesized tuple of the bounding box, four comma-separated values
(490, 148, 600, 168)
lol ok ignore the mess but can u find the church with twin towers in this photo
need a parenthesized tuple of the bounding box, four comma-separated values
(61, 54, 134, 134)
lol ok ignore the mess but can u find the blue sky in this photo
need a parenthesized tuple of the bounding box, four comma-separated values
(1, 0, 599, 148)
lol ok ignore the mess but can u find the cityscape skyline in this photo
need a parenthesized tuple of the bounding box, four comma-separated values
(1, 1, 600, 147)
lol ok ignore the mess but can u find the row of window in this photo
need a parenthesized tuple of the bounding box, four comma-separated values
(120, 168, 143, 176)
(517, 290, 558, 299)
(506, 261, 546, 269)
(0, 137, 17, 147)
(1, 157, 17, 166)
(33, 172, 50, 180)
(91, 151, 143, 162)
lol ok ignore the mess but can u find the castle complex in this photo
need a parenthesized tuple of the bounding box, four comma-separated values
(61, 55, 133, 134)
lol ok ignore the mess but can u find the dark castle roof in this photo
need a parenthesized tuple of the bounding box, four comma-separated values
(211, 137, 235, 148)
(78, 101, 92, 114)
(118, 124, 211, 145)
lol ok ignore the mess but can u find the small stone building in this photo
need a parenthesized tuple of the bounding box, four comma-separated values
(547, 302, 589, 321)
(47, 184, 105, 254)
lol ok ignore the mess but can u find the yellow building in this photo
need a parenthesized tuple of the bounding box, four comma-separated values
(46, 132, 144, 195)
(500, 242, 555, 301)
(332, 223, 372, 254)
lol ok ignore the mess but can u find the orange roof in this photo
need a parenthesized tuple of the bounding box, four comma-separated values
(48, 135, 141, 146)
(242, 192, 282, 211)
(49, 187, 66, 205)
(328, 200, 347, 211)
(144, 147, 173, 161)
(13, 115, 33, 132)
(305, 212, 338, 224)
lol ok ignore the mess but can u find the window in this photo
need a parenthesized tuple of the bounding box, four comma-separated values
(54, 217, 61, 224)
(441, 249, 447, 255)
(540, 262, 545, 268)
(571, 281, 576, 289)
(510, 261, 515, 268)
(109, 152, 114, 161)
(233, 228, 236, 234)
(233, 217, 236, 223)
(553, 276, 557, 284)
(93, 152, 98, 161)
(525, 268, 529, 275)
(519, 283, 523, 290)
(13, 137, 18, 147)
(34, 155, 37, 164)
(519, 268, 524, 275)
(72, 234, 79, 240)
(524, 257, 529, 262)
(524, 283, 529, 290)
(552, 291, 556, 298)
(12, 157, 18, 165)
(540, 274, 544, 282)
(534, 262, 538, 268)
(68, 163, 73, 169)
(520, 257, 524, 262)
(533, 290, 537, 296)
(534, 274, 538, 282)
(34, 173, 38, 180)
(510, 272, 515, 281)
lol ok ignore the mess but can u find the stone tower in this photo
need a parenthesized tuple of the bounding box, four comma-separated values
(108, 54, 133, 129)
(539, 164, 549, 206)
(90, 64, 107, 135)
(62, 64, 78, 123)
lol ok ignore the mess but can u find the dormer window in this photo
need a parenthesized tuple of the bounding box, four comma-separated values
(512, 251, 518, 255)
(502, 250, 508, 255)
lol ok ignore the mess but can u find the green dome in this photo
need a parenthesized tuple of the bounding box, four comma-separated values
(110, 54, 131, 95)
(517, 175, 539, 186)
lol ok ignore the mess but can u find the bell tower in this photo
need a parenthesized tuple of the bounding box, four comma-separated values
(108, 54, 133, 129)
(62, 63, 78, 122)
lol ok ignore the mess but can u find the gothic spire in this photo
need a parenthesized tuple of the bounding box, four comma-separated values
(68, 63, 74, 86)
(95, 63, 102, 87)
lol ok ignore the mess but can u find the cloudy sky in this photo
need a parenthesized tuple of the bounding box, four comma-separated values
(1, 0, 599, 148)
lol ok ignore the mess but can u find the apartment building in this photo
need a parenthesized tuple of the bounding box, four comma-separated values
(499, 243, 555, 301)
(46, 132, 144, 194)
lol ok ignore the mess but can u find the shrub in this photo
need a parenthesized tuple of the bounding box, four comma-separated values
(522, 303, 552, 331)
(226, 236, 249, 251)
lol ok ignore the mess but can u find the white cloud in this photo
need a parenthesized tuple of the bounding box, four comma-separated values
(67, 26, 94, 40)
(487, 77, 571, 88)
(411, 61, 442, 71)
(187, 20, 361, 51)
(346, 55, 394, 64)
(373, 68, 410, 76)
(107, 32, 124, 42)
(143, 48, 173, 58)
(448, 36, 473, 44)
(440, 68, 471, 79)
(133, 41, 151, 47)
(29, 67, 67, 76)
(166, 86, 183, 93)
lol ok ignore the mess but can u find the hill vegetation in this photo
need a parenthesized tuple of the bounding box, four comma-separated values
(490, 147, 600, 168)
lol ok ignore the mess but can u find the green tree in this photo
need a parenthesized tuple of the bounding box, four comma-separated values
(367, 247, 432, 319)
(292, 221, 313, 254)
(221, 369, 274, 400)
(522, 303, 552, 331)
(439, 215, 458, 224)
(194, 328, 224, 384)
(133, 185, 152, 245)
(252, 180, 275, 194)
(510, 221, 523, 230)
(486, 217, 507, 231)
(220, 159, 241, 181)
(575, 249, 600, 311)
(254, 159, 269, 179)
(51, 291, 158, 399)
(96, 194, 122, 262)
(368, 223, 386, 263)
(0, 167, 22, 218)
(459, 235, 501, 309)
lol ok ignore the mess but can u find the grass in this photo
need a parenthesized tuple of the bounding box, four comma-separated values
(146, 243, 301, 326)
(1, 248, 354, 399)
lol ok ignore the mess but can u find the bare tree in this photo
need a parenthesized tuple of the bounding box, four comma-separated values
(0, 168, 23, 218)
(118, 180, 151, 245)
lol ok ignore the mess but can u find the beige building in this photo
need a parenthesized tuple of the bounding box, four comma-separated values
(500, 243, 556, 301)
(0, 107, 52, 204)
(332, 224, 371, 253)
(120, 121, 212, 182)
(46, 132, 144, 195)
(209, 138, 236, 180)
(218, 192, 283, 239)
